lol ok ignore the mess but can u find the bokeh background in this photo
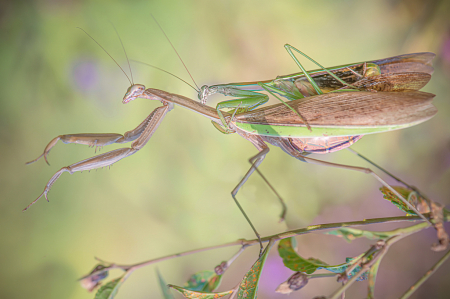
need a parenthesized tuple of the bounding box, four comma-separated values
(1, 0, 450, 298)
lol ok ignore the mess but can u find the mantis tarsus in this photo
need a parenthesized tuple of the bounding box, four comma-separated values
(24, 28, 436, 252)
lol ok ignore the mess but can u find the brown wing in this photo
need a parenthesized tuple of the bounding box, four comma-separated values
(353, 72, 431, 92)
(291, 64, 366, 94)
(374, 52, 435, 75)
(236, 91, 436, 127)
(287, 53, 434, 95)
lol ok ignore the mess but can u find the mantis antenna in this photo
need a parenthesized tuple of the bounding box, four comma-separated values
(131, 60, 199, 92)
(79, 25, 195, 93)
(76, 27, 133, 86)
(151, 14, 200, 91)
(110, 22, 134, 85)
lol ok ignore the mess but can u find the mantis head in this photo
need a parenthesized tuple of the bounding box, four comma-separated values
(123, 84, 146, 104)
(198, 85, 218, 105)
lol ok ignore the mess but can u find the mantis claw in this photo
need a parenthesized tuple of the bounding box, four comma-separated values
(23, 192, 44, 212)
(26, 136, 62, 166)
(25, 153, 46, 166)
(23, 167, 69, 211)
(26, 103, 171, 211)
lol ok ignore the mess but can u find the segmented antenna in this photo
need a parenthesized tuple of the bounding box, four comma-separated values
(151, 14, 200, 91)
(77, 27, 132, 86)
(131, 60, 198, 92)
(110, 22, 134, 85)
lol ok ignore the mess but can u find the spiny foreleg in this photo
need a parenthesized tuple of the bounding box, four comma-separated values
(26, 107, 166, 166)
(23, 103, 172, 211)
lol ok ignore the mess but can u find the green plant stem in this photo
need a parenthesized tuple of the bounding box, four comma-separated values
(310, 273, 338, 279)
(329, 248, 389, 299)
(83, 215, 447, 299)
(328, 237, 395, 299)
(398, 248, 450, 299)
(327, 222, 431, 299)
(260, 214, 437, 244)
(121, 240, 244, 272)
(106, 214, 440, 273)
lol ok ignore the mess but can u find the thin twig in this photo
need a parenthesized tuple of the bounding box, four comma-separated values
(90, 214, 443, 274)
(327, 222, 431, 299)
(328, 238, 395, 299)
(398, 248, 450, 299)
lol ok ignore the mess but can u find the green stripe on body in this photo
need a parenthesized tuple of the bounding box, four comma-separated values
(234, 122, 416, 138)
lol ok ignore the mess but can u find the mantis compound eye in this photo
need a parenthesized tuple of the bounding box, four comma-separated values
(123, 84, 146, 103)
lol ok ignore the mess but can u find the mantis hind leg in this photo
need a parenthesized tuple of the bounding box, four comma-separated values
(276, 141, 432, 225)
(301, 154, 432, 224)
(346, 148, 429, 201)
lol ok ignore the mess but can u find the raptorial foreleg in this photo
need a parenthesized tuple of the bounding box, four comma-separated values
(23, 103, 172, 211)
(26, 106, 168, 166)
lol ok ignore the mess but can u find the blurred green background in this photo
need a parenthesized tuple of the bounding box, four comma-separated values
(1, 0, 450, 298)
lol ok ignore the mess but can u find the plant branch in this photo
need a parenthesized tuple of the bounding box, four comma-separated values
(327, 222, 432, 299)
(398, 248, 450, 299)
(329, 242, 390, 299)
(86, 214, 444, 276)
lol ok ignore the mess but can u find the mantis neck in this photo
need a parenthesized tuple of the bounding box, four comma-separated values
(143, 88, 225, 123)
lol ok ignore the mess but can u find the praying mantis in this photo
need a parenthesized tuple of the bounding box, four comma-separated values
(198, 45, 434, 132)
(24, 42, 437, 252)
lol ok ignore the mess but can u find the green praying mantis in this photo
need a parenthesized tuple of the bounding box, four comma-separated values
(23, 39, 437, 252)
(130, 44, 437, 248)
(198, 45, 434, 132)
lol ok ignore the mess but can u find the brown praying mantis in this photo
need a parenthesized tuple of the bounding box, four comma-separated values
(24, 59, 436, 251)
(23, 26, 437, 251)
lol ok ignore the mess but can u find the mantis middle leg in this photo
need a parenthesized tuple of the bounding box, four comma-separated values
(231, 131, 290, 255)
(213, 89, 269, 133)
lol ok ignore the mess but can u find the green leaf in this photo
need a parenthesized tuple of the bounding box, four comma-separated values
(380, 186, 423, 215)
(319, 259, 358, 274)
(94, 276, 124, 299)
(317, 256, 368, 281)
(184, 270, 222, 292)
(367, 258, 381, 298)
(278, 237, 369, 280)
(278, 237, 328, 274)
(168, 284, 232, 299)
(236, 239, 275, 299)
(326, 227, 391, 242)
(157, 269, 174, 299)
